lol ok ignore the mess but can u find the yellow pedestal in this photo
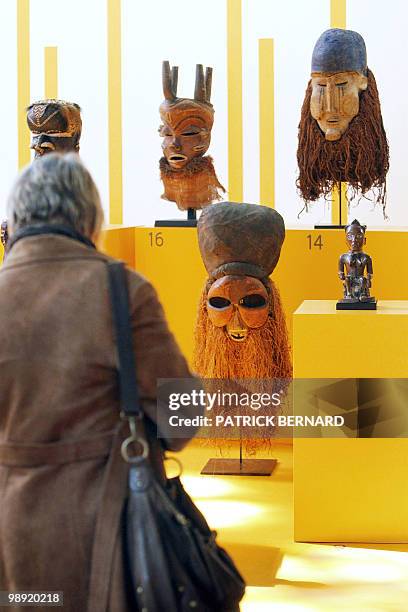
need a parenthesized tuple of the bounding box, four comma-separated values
(293, 300, 408, 543)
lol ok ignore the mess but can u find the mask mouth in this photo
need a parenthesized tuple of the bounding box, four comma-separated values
(32, 141, 56, 155)
(168, 154, 187, 162)
(227, 329, 248, 342)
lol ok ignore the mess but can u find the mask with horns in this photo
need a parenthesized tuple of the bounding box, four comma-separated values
(159, 61, 225, 211)
(193, 203, 292, 381)
(297, 29, 389, 213)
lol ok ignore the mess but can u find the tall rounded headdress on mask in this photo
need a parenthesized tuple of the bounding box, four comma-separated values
(311, 28, 367, 75)
(198, 202, 285, 282)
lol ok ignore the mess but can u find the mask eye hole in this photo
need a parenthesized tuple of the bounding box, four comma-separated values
(239, 294, 267, 308)
(208, 297, 231, 309)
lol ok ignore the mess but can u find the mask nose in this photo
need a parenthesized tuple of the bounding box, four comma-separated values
(31, 135, 55, 156)
(325, 82, 338, 113)
(226, 306, 248, 342)
(170, 136, 181, 151)
(227, 307, 246, 331)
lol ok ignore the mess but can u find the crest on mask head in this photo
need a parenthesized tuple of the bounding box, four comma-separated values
(297, 29, 389, 214)
(311, 28, 367, 75)
(159, 61, 225, 211)
(27, 100, 82, 158)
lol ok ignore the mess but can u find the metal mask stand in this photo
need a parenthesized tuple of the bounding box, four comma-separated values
(314, 181, 346, 230)
(155, 208, 197, 228)
(200, 430, 278, 476)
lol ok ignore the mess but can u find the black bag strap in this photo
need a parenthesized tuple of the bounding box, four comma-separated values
(107, 261, 142, 418)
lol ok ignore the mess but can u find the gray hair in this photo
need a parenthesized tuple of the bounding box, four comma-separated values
(7, 153, 104, 238)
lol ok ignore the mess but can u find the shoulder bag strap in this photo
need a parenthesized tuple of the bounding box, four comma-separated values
(106, 261, 142, 418)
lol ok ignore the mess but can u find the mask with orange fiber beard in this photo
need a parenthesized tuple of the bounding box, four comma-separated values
(193, 202, 292, 453)
(194, 277, 291, 380)
(193, 202, 292, 381)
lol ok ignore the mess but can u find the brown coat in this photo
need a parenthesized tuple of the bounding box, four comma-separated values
(0, 234, 193, 611)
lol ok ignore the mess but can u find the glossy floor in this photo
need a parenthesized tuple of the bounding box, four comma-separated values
(176, 441, 408, 612)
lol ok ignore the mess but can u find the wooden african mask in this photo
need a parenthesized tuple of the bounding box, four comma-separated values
(310, 71, 367, 142)
(27, 100, 82, 158)
(159, 61, 225, 211)
(207, 276, 269, 342)
(297, 29, 389, 210)
(193, 202, 292, 380)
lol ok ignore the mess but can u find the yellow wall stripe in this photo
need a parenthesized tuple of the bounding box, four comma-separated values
(330, 0, 346, 29)
(227, 0, 243, 202)
(107, 0, 123, 225)
(259, 39, 275, 208)
(44, 47, 58, 99)
(332, 182, 348, 225)
(17, 0, 30, 169)
(330, 0, 347, 224)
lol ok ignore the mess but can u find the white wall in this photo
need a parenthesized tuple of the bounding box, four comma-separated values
(0, 0, 406, 229)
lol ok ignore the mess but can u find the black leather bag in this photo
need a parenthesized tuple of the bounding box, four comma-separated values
(107, 262, 246, 612)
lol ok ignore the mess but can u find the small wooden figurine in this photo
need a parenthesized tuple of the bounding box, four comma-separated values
(337, 219, 376, 310)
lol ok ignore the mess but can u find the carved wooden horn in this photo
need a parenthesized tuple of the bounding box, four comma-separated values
(205, 67, 212, 102)
(162, 61, 175, 101)
(194, 64, 206, 102)
(171, 66, 178, 97)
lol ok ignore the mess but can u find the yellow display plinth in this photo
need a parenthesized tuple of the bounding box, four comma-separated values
(293, 300, 408, 543)
(100, 226, 135, 268)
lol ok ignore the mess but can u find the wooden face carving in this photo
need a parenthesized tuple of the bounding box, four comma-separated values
(345, 225, 366, 251)
(159, 101, 213, 170)
(310, 71, 367, 141)
(207, 275, 269, 342)
(27, 101, 82, 158)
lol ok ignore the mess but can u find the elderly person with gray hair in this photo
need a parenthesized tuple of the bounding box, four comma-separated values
(0, 153, 195, 611)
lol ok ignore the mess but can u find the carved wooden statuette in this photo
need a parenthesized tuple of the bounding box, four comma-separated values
(27, 99, 82, 158)
(194, 202, 291, 380)
(297, 29, 389, 212)
(159, 61, 225, 213)
(337, 219, 377, 310)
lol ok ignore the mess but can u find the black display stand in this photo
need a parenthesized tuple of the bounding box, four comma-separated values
(155, 208, 197, 228)
(315, 181, 346, 230)
(336, 300, 377, 311)
(201, 435, 278, 477)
